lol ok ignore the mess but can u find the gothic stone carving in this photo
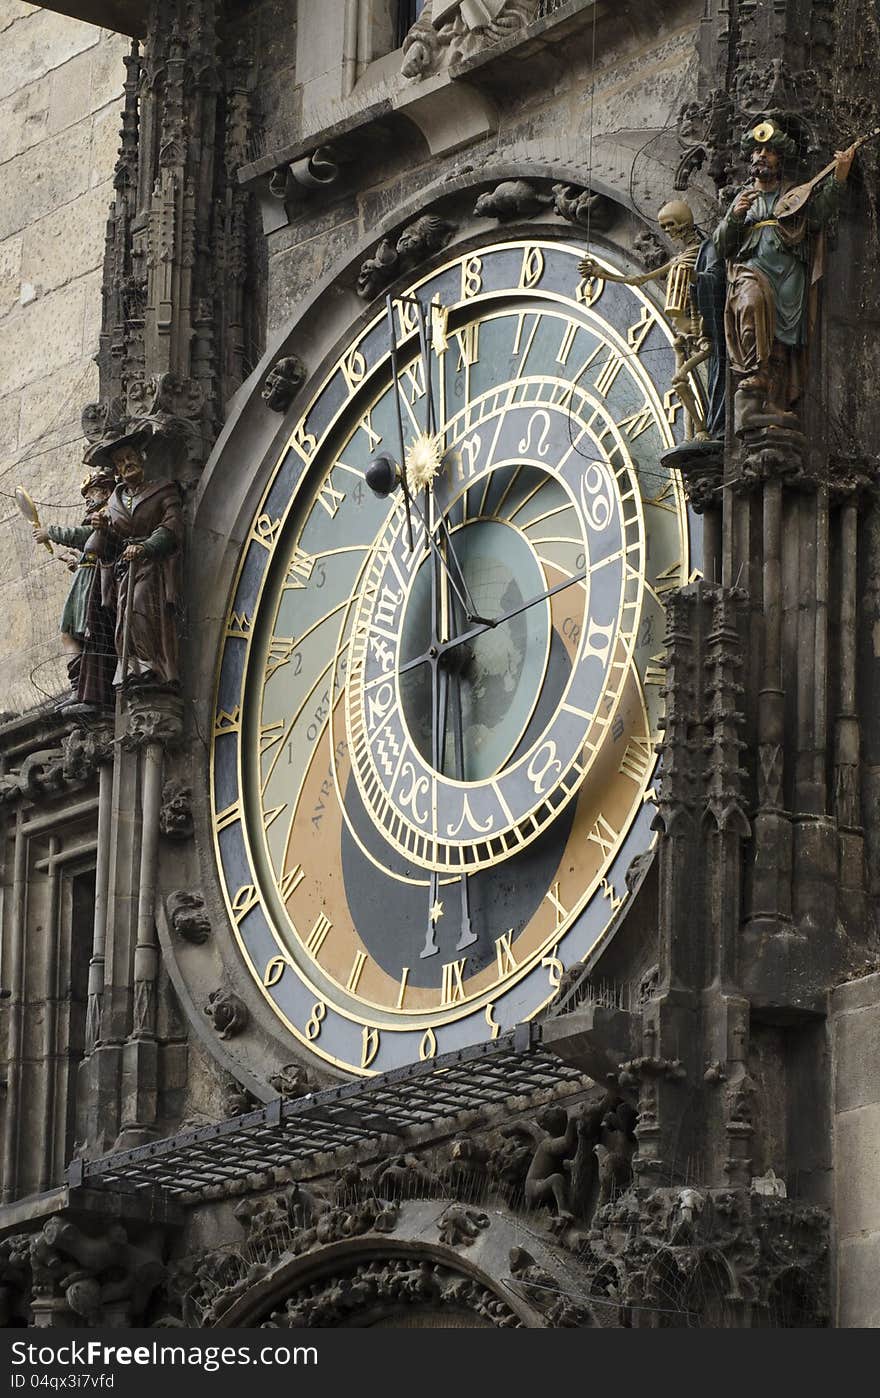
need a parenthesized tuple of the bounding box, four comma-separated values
(356, 216, 456, 301)
(261, 356, 307, 413)
(261, 1258, 522, 1329)
(167, 890, 211, 945)
(159, 778, 193, 838)
(436, 1205, 490, 1247)
(473, 180, 553, 220)
(577, 1188, 829, 1327)
(268, 1063, 320, 1098)
(204, 988, 249, 1039)
(401, 1, 539, 82)
(27, 1217, 164, 1325)
(552, 183, 614, 231)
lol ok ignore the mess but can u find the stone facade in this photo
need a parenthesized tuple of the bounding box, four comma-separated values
(0, 0, 878, 1330)
(0, 4, 127, 714)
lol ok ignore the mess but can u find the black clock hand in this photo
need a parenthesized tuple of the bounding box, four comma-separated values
(397, 565, 588, 678)
(413, 298, 482, 624)
(446, 587, 477, 953)
(421, 489, 449, 960)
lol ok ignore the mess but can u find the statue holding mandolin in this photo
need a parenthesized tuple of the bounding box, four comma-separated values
(714, 119, 878, 431)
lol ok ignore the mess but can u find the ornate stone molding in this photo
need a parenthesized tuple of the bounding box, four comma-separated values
(575, 1186, 829, 1327)
(356, 215, 457, 302)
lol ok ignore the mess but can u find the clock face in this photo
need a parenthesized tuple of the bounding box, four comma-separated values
(211, 238, 700, 1075)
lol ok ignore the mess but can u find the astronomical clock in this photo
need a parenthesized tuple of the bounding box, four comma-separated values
(210, 237, 700, 1075)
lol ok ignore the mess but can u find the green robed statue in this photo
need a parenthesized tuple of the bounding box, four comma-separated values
(714, 120, 858, 429)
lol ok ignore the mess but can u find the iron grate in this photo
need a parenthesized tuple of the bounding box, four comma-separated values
(68, 1024, 588, 1199)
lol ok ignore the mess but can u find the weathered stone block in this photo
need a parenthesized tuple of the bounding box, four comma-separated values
(0, 8, 99, 105)
(834, 996, 880, 1115)
(47, 48, 96, 135)
(832, 970, 880, 1015)
(0, 233, 23, 317)
(834, 1103, 880, 1238)
(0, 3, 38, 34)
(88, 100, 122, 189)
(88, 34, 126, 113)
(0, 121, 92, 241)
(0, 391, 19, 458)
(0, 78, 50, 165)
(837, 1232, 880, 1328)
(18, 356, 98, 448)
(0, 280, 87, 396)
(20, 181, 111, 296)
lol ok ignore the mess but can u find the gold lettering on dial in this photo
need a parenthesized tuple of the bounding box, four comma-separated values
(347, 949, 368, 994)
(601, 877, 623, 913)
(541, 947, 564, 990)
(556, 320, 578, 368)
(263, 955, 289, 988)
(259, 720, 285, 756)
(440, 958, 467, 1006)
(595, 350, 625, 398)
(419, 1027, 438, 1060)
(653, 560, 683, 596)
(626, 305, 654, 352)
(619, 737, 653, 784)
(361, 1025, 380, 1068)
(290, 422, 318, 460)
(644, 653, 667, 687)
(226, 610, 252, 639)
(286, 548, 315, 587)
(495, 931, 517, 977)
(361, 411, 381, 452)
(317, 477, 346, 518)
(485, 1003, 501, 1040)
(278, 864, 305, 901)
(461, 257, 483, 300)
(587, 814, 618, 859)
(402, 359, 426, 403)
(397, 967, 410, 1009)
(306, 1001, 327, 1041)
(251, 513, 281, 549)
(214, 706, 240, 736)
(527, 741, 563, 796)
(545, 881, 567, 929)
(519, 245, 544, 290)
(340, 346, 367, 394)
(216, 799, 241, 833)
(231, 884, 259, 922)
(617, 403, 654, 440)
(266, 636, 297, 680)
(304, 912, 332, 959)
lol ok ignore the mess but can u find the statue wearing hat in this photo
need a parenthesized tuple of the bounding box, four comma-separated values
(714, 119, 859, 429)
(31, 468, 119, 710)
(93, 434, 184, 689)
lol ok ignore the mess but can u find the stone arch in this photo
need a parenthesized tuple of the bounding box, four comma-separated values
(182, 1201, 600, 1329)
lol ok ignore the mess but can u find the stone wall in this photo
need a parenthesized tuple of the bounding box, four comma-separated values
(0, 2, 127, 715)
(832, 971, 880, 1327)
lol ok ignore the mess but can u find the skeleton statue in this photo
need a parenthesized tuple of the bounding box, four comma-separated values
(579, 201, 727, 442)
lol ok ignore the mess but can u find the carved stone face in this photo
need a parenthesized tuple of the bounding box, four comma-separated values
(658, 200, 696, 243)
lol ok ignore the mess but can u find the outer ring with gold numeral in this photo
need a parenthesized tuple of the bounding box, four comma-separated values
(210, 237, 701, 1076)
